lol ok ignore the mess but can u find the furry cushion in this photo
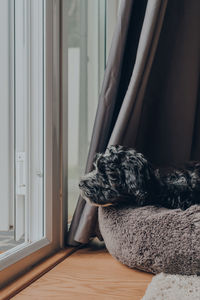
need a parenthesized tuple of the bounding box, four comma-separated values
(98, 204, 200, 275)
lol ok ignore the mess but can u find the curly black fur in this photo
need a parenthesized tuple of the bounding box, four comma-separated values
(79, 145, 200, 209)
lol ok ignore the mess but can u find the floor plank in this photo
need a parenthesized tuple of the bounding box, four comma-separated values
(13, 245, 153, 300)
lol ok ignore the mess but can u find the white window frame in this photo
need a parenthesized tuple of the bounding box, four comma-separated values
(0, 0, 64, 288)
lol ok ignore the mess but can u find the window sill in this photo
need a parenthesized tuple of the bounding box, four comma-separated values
(0, 247, 81, 300)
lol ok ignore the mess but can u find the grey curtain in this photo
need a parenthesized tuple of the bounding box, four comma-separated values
(67, 0, 200, 246)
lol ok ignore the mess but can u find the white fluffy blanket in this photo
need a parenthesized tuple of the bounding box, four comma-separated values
(142, 273, 200, 300)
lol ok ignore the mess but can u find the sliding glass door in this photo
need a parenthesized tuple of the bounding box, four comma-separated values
(0, 0, 62, 288)
(15, 0, 44, 244)
(0, 0, 44, 253)
(0, 0, 15, 251)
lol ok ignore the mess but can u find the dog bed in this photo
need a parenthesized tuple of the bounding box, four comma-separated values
(98, 204, 200, 275)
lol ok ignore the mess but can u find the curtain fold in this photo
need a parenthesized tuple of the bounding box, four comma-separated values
(109, 0, 168, 146)
(67, 0, 200, 246)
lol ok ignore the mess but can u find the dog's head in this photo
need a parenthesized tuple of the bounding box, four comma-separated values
(79, 145, 153, 206)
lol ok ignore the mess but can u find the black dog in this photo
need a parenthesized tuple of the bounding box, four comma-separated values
(79, 145, 200, 210)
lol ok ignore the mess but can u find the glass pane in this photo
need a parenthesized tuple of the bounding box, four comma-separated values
(64, 0, 106, 221)
(0, 0, 44, 254)
(0, 0, 15, 253)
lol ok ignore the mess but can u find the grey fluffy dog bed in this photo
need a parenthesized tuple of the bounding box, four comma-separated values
(98, 204, 200, 275)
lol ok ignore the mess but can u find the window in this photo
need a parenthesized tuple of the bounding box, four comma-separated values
(64, 0, 119, 222)
(0, 0, 62, 287)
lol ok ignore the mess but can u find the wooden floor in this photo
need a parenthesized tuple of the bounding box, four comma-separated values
(13, 244, 153, 300)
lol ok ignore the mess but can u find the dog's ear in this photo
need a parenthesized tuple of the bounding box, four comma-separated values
(123, 151, 153, 199)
